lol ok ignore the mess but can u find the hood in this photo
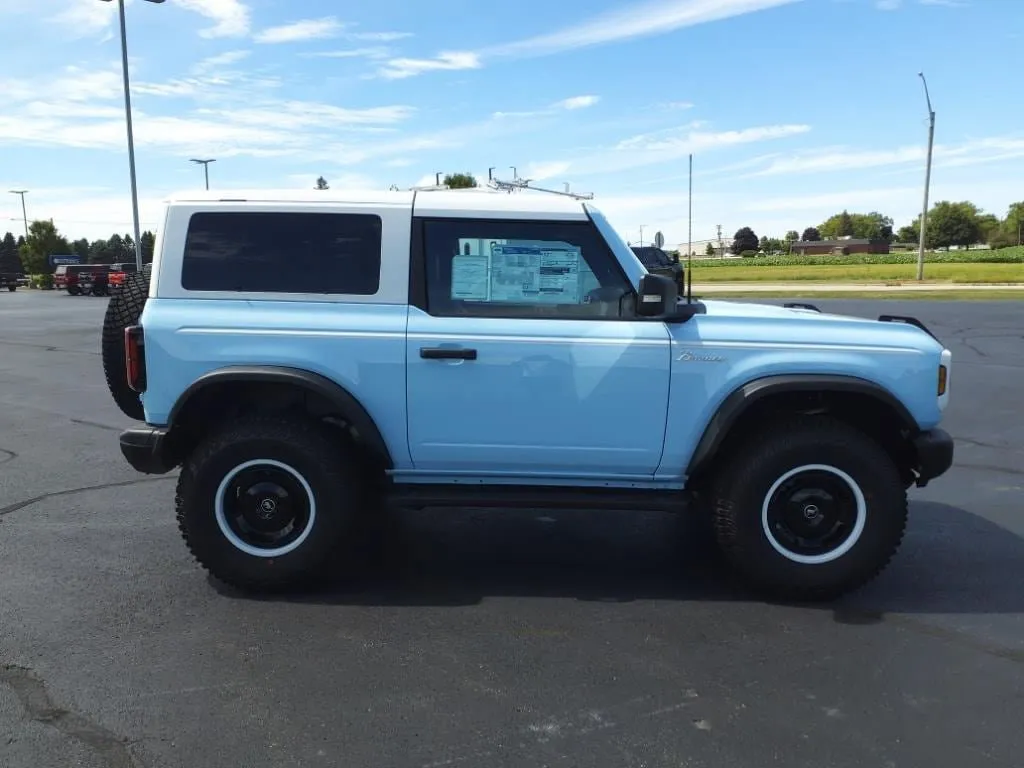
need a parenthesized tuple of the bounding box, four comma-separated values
(692, 298, 946, 353)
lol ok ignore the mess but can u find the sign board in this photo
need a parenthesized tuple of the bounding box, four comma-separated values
(49, 254, 81, 267)
(654, 231, 665, 249)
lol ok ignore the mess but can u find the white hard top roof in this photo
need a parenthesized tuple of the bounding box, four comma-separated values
(163, 187, 591, 219)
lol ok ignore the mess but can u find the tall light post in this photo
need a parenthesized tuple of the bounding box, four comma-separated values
(8, 190, 28, 239)
(916, 71, 935, 281)
(191, 158, 216, 190)
(101, 0, 165, 270)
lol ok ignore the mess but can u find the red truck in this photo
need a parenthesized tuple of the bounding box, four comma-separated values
(55, 264, 111, 296)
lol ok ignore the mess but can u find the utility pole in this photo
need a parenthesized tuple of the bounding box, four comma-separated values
(639, 225, 647, 249)
(9, 190, 28, 239)
(190, 158, 216, 190)
(917, 71, 935, 281)
(510, 166, 518, 181)
(716, 224, 723, 259)
(436, 172, 443, 186)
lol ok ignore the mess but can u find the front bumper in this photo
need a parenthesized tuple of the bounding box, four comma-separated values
(120, 427, 174, 475)
(912, 428, 954, 487)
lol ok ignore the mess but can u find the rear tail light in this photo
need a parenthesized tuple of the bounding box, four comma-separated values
(124, 325, 146, 393)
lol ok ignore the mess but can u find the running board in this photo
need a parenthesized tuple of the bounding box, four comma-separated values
(386, 484, 690, 513)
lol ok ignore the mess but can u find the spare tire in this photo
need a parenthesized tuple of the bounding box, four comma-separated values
(101, 264, 152, 421)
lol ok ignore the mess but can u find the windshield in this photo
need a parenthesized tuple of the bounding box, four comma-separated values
(584, 203, 648, 287)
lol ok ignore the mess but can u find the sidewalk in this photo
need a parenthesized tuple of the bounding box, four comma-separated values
(695, 281, 1024, 293)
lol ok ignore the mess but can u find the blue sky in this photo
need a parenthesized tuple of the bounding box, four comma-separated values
(1, 0, 1021, 249)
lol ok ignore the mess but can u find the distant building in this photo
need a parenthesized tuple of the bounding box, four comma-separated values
(791, 238, 890, 256)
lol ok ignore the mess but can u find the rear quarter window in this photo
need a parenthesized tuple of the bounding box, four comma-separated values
(180, 211, 383, 295)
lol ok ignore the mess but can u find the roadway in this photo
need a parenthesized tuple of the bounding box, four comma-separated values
(2, 290, 1022, 768)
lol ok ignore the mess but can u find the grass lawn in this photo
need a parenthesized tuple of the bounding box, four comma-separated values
(694, 262, 1023, 283)
(702, 290, 1024, 301)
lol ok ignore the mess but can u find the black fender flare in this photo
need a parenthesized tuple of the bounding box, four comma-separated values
(685, 374, 918, 478)
(167, 365, 394, 469)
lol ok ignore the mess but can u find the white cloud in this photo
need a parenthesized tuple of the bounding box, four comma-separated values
(349, 31, 413, 42)
(555, 95, 600, 110)
(304, 47, 392, 60)
(191, 50, 251, 73)
(491, 0, 801, 57)
(521, 161, 573, 181)
(47, 0, 118, 39)
(254, 16, 343, 44)
(377, 51, 482, 79)
(747, 136, 1024, 176)
(374, 0, 799, 79)
(174, 0, 251, 38)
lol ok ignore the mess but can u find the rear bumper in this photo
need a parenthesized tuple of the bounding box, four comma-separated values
(912, 428, 954, 487)
(120, 427, 174, 475)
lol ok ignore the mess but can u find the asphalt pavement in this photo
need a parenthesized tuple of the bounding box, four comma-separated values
(2, 289, 1023, 768)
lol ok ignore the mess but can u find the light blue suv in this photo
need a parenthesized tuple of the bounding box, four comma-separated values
(102, 188, 954, 600)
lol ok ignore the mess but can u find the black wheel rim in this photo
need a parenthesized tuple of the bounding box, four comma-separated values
(219, 463, 312, 553)
(764, 468, 861, 560)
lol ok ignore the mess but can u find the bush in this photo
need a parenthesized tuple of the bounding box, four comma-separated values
(29, 274, 54, 289)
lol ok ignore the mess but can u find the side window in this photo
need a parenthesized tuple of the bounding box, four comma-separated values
(420, 218, 635, 319)
(181, 212, 382, 295)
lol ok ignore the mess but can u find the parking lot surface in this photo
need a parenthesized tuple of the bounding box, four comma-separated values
(2, 289, 1023, 768)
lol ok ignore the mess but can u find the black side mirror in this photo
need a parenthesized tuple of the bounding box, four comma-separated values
(636, 273, 678, 317)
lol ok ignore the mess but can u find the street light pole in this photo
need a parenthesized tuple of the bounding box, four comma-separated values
(916, 72, 935, 281)
(190, 159, 216, 190)
(8, 190, 28, 239)
(101, 0, 165, 270)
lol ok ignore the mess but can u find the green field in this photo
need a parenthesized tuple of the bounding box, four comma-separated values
(703, 290, 1024, 301)
(695, 262, 1024, 283)
(686, 246, 1024, 269)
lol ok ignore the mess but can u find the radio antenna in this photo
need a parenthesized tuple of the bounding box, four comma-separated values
(686, 153, 694, 304)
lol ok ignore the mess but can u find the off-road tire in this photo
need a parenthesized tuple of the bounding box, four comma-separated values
(6, 286, 14, 292)
(711, 415, 907, 602)
(101, 264, 151, 420)
(176, 415, 357, 592)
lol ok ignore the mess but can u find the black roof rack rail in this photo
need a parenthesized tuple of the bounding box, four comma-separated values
(784, 302, 821, 312)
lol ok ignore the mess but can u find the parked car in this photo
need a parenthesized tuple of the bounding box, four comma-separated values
(0, 272, 21, 292)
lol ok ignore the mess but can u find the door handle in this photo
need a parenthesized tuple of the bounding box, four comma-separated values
(420, 347, 477, 360)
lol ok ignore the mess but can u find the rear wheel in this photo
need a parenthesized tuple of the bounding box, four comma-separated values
(7, 285, 14, 292)
(101, 264, 150, 420)
(710, 416, 907, 601)
(176, 416, 359, 591)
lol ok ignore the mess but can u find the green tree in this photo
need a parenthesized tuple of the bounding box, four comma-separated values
(0, 232, 23, 273)
(801, 226, 821, 242)
(731, 226, 759, 255)
(71, 238, 90, 263)
(987, 202, 1024, 249)
(443, 173, 478, 189)
(897, 224, 918, 244)
(922, 201, 982, 250)
(141, 231, 156, 263)
(89, 239, 114, 264)
(784, 230, 799, 252)
(758, 235, 769, 252)
(18, 220, 71, 274)
(819, 210, 892, 240)
(705, 242, 715, 256)
(315, 176, 330, 190)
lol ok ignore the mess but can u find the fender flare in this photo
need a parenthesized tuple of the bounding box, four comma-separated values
(685, 374, 918, 478)
(168, 365, 394, 469)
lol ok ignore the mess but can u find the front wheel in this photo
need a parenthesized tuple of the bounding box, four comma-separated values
(710, 416, 908, 601)
(176, 416, 359, 591)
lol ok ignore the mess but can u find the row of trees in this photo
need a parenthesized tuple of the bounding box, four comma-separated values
(727, 200, 1024, 256)
(0, 220, 155, 275)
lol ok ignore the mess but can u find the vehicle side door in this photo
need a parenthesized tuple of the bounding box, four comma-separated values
(404, 214, 672, 481)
